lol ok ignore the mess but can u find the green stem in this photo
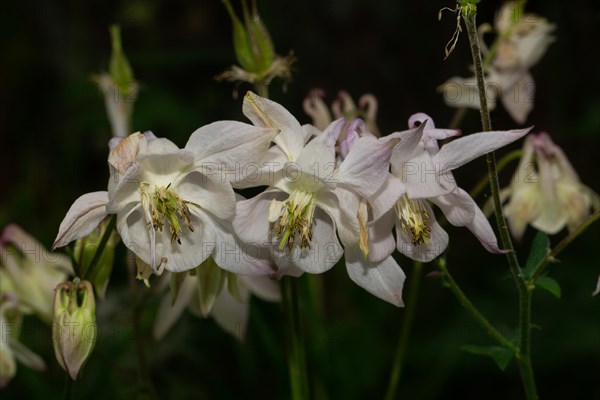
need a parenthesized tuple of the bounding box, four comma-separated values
(462, 6, 537, 399)
(255, 80, 269, 98)
(529, 210, 600, 283)
(437, 259, 516, 352)
(63, 373, 73, 400)
(384, 261, 423, 400)
(282, 276, 309, 400)
(469, 149, 523, 199)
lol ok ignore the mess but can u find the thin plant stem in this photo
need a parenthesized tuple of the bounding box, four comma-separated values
(282, 276, 309, 400)
(384, 261, 423, 400)
(256, 80, 269, 98)
(63, 373, 73, 400)
(437, 258, 516, 352)
(462, 4, 537, 398)
(529, 210, 600, 283)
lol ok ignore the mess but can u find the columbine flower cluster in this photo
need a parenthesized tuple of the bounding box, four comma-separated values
(54, 91, 529, 310)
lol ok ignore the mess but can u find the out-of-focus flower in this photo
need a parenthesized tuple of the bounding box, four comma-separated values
(0, 225, 72, 322)
(93, 25, 138, 138)
(0, 292, 46, 389)
(153, 257, 280, 341)
(52, 280, 96, 380)
(54, 122, 278, 278)
(500, 133, 600, 240)
(234, 92, 397, 276)
(440, 1, 555, 124)
(372, 113, 530, 262)
(593, 275, 600, 297)
(303, 89, 380, 136)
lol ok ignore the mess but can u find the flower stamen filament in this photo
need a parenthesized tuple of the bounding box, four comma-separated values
(270, 190, 317, 250)
(395, 194, 432, 246)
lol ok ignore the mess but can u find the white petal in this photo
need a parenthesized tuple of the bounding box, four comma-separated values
(233, 189, 288, 245)
(433, 127, 531, 172)
(53, 192, 109, 249)
(176, 170, 236, 221)
(232, 145, 288, 189)
(368, 209, 396, 263)
(337, 135, 398, 198)
(434, 188, 505, 253)
(205, 216, 275, 276)
(242, 91, 305, 161)
(209, 285, 250, 341)
(318, 189, 360, 247)
(500, 72, 535, 124)
(240, 275, 281, 302)
(153, 274, 197, 340)
(592, 275, 600, 297)
(345, 248, 405, 307)
(186, 120, 279, 169)
(368, 174, 406, 221)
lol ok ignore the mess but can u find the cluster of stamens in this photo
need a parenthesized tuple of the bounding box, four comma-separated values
(269, 190, 317, 251)
(395, 194, 432, 246)
(140, 183, 198, 244)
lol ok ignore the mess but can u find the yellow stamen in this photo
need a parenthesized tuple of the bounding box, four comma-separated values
(395, 194, 432, 246)
(271, 190, 317, 250)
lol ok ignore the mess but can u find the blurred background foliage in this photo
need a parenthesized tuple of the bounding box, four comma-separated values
(1, 0, 599, 399)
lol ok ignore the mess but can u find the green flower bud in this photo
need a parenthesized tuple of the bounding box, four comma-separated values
(52, 280, 97, 381)
(109, 25, 135, 97)
(221, 0, 275, 74)
(73, 218, 118, 300)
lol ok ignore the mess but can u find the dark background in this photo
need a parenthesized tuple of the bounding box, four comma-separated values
(1, 0, 599, 399)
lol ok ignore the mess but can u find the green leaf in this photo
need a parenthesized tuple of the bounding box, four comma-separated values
(535, 276, 562, 298)
(460, 345, 514, 371)
(523, 231, 550, 278)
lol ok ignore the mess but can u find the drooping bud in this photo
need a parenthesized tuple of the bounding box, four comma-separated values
(52, 280, 97, 381)
(73, 217, 119, 300)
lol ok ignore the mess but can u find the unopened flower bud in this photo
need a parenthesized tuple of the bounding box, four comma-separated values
(73, 218, 118, 300)
(52, 280, 97, 380)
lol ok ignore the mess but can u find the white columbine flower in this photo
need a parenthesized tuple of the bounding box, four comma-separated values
(234, 92, 397, 276)
(440, 1, 555, 124)
(500, 132, 599, 240)
(54, 121, 278, 277)
(371, 113, 530, 262)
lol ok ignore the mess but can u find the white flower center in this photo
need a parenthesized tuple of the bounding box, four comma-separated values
(269, 190, 317, 250)
(139, 182, 199, 245)
(395, 194, 432, 246)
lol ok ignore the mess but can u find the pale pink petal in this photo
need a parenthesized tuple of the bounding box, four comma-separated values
(368, 209, 396, 263)
(433, 127, 531, 172)
(233, 189, 287, 245)
(345, 248, 405, 307)
(500, 72, 535, 124)
(209, 284, 250, 341)
(368, 174, 406, 221)
(240, 275, 281, 302)
(53, 192, 109, 249)
(176, 170, 236, 221)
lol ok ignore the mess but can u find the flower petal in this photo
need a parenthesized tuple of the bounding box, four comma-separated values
(337, 135, 398, 198)
(233, 189, 288, 246)
(240, 275, 281, 302)
(185, 120, 279, 169)
(368, 174, 406, 221)
(176, 170, 236, 221)
(242, 91, 305, 161)
(433, 127, 531, 172)
(153, 273, 197, 340)
(53, 192, 109, 249)
(209, 285, 250, 341)
(345, 248, 405, 307)
(500, 72, 534, 124)
(368, 209, 397, 263)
